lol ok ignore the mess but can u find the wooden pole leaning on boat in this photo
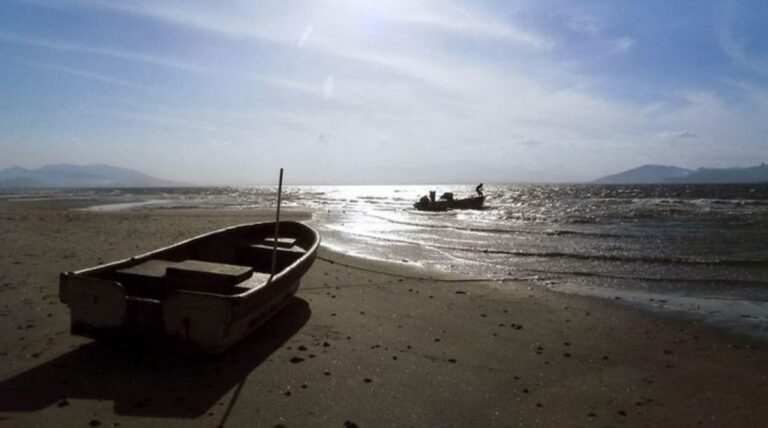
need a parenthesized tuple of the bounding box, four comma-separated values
(270, 168, 284, 281)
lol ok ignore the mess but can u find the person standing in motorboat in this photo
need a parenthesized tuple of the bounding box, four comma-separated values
(476, 183, 484, 196)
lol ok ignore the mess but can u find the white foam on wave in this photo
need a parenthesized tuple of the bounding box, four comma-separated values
(79, 199, 170, 212)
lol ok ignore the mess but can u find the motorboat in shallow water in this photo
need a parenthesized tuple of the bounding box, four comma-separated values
(413, 194, 485, 211)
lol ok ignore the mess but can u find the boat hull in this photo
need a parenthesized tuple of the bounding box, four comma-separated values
(413, 195, 485, 211)
(60, 221, 320, 354)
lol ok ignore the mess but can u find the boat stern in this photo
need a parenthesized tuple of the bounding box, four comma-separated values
(60, 272, 127, 337)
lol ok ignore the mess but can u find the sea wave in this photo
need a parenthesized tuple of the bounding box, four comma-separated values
(363, 212, 634, 239)
(325, 226, 768, 268)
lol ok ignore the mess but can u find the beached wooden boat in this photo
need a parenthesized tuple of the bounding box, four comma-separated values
(59, 221, 320, 354)
(413, 195, 485, 212)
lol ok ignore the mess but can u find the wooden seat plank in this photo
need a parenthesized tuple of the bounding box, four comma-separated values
(166, 260, 253, 284)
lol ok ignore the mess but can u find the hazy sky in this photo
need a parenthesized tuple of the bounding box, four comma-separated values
(1, 0, 767, 184)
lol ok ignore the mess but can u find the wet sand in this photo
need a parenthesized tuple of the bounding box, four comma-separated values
(1, 199, 768, 427)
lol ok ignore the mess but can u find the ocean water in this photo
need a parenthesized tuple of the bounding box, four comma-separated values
(4, 184, 768, 336)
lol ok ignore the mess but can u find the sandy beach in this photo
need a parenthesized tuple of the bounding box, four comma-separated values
(1, 199, 768, 428)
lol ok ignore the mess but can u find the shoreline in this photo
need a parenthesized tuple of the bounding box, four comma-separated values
(2, 200, 768, 426)
(315, 208, 768, 342)
(9, 196, 768, 340)
(15, 196, 768, 339)
(319, 243, 768, 342)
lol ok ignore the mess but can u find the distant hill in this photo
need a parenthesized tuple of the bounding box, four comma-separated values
(595, 163, 768, 184)
(594, 165, 692, 184)
(666, 164, 768, 183)
(0, 164, 181, 188)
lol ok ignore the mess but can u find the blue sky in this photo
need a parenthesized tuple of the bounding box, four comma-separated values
(0, 0, 766, 184)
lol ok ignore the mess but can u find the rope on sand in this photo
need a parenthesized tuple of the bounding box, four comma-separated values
(314, 255, 519, 284)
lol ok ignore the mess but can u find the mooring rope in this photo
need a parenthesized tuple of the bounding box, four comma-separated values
(314, 255, 519, 283)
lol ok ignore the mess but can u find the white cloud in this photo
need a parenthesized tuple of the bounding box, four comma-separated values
(383, 0, 553, 49)
(562, 10, 634, 55)
(313, 133, 329, 147)
(656, 130, 698, 141)
(517, 139, 545, 148)
(99, 109, 258, 135)
(611, 37, 635, 54)
(15, 0, 660, 180)
(298, 25, 313, 48)
(717, 2, 768, 75)
(7, 0, 767, 182)
(565, 11, 603, 36)
(256, 76, 328, 99)
(30, 0, 552, 49)
(720, 25, 768, 74)
(322, 75, 335, 99)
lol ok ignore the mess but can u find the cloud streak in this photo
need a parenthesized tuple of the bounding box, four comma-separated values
(25, 0, 552, 50)
(0, 31, 205, 72)
(720, 26, 768, 74)
(2, 55, 150, 90)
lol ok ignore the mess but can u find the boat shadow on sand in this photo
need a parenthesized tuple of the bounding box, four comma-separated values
(0, 297, 311, 418)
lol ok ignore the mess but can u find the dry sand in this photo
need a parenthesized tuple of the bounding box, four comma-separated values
(1, 199, 767, 427)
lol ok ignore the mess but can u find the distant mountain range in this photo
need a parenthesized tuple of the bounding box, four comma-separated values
(0, 164, 181, 188)
(3, 162, 767, 187)
(595, 163, 768, 184)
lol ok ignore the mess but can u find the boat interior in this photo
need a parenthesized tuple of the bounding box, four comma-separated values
(88, 226, 313, 299)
